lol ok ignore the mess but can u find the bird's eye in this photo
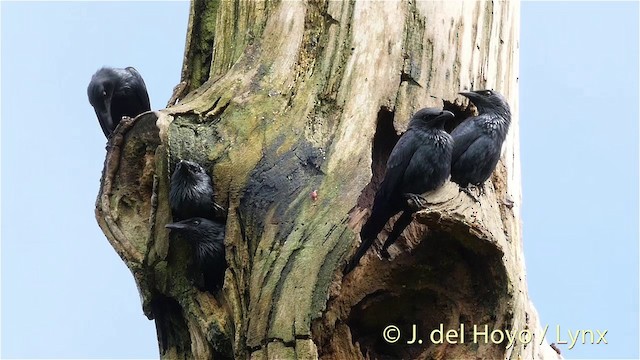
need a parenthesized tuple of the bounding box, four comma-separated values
(102, 90, 107, 97)
(484, 90, 493, 96)
(193, 220, 200, 225)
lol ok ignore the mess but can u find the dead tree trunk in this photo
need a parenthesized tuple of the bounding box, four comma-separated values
(95, 0, 561, 359)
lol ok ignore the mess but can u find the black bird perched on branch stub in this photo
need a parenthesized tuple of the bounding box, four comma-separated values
(450, 89, 511, 200)
(169, 160, 226, 221)
(166, 218, 227, 292)
(87, 66, 151, 138)
(345, 108, 454, 274)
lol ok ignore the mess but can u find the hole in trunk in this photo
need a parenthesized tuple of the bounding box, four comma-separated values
(443, 99, 476, 133)
(356, 107, 400, 211)
(345, 231, 508, 359)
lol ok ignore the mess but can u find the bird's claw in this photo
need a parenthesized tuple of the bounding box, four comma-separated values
(461, 187, 480, 202)
(503, 195, 515, 208)
(460, 185, 483, 202)
(343, 260, 357, 275)
(405, 193, 429, 211)
(380, 247, 391, 259)
(213, 203, 228, 220)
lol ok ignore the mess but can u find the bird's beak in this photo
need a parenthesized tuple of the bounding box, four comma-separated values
(459, 91, 481, 109)
(439, 110, 455, 119)
(166, 222, 186, 230)
(459, 91, 476, 99)
(98, 108, 110, 122)
(435, 110, 455, 124)
(174, 160, 187, 173)
(100, 97, 113, 129)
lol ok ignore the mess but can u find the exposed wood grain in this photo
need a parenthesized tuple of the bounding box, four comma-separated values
(95, 1, 560, 359)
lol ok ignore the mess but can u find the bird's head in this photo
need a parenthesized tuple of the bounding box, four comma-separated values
(459, 89, 510, 117)
(87, 69, 116, 126)
(174, 160, 208, 180)
(165, 217, 224, 243)
(410, 107, 455, 129)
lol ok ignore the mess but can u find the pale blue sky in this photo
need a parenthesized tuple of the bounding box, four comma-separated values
(521, 2, 638, 359)
(1, 1, 638, 359)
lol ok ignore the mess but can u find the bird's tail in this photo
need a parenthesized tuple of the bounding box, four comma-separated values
(344, 207, 395, 274)
(381, 211, 414, 255)
(359, 205, 393, 242)
(344, 235, 376, 274)
(149, 294, 190, 355)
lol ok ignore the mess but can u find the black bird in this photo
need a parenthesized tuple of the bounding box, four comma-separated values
(450, 90, 511, 198)
(169, 160, 225, 221)
(166, 217, 227, 292)
(345, 108, 454, 273)
(87, 66, 151, 137)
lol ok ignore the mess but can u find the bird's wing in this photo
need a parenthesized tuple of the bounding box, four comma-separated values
(125, 67, 151, 111)
(450, 117, 483, 163)
(355, 129, 419, 263)
(376, 130, 419, 201)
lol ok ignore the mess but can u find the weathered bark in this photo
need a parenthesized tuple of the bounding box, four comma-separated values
(96, 0, 561, 359)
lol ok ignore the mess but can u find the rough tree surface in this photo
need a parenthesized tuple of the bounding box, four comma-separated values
(95, 1, 561, 359)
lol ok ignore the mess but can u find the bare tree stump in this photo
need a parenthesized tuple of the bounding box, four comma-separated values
(95, 1, 561, 359)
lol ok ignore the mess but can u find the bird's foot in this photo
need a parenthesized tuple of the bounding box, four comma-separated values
(380, 246, 391, 260)
(503, 194, 515, 208)
(404, 193, 430, 211)
(477, 183, 486, 196)
(213, 203, 228, 220)
(460, 186, 481, 202)
(343, 260, 358, 275)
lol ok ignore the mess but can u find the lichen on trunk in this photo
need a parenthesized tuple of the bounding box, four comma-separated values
(96, 1, 560, 359)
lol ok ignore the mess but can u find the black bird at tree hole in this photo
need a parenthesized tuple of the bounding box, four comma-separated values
(169, 159, 226, 222)
(345, 108, 454, 273)
(165, 217, 227, 292)
(450, 89, 512, 199)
